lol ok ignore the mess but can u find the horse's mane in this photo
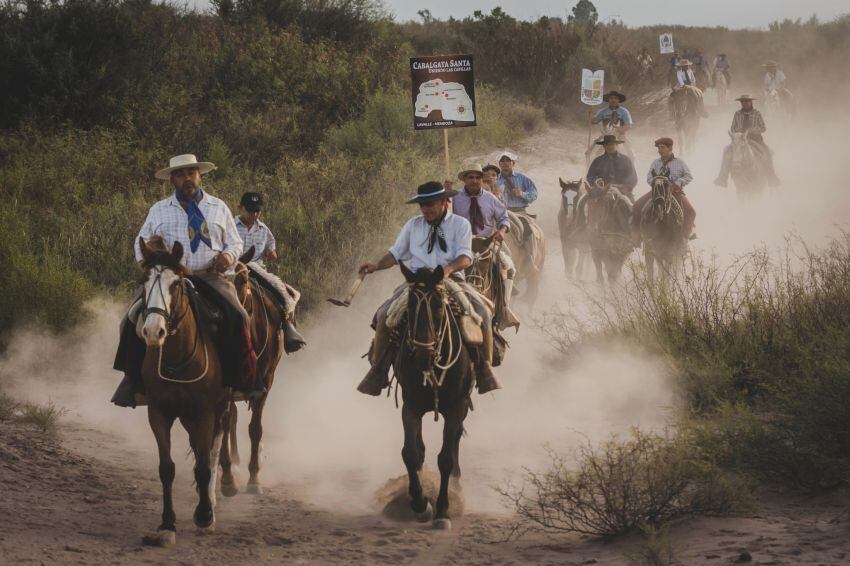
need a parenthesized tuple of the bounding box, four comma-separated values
(140, 236, 191, 276)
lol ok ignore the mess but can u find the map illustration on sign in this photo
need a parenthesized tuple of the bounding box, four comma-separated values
(414, 79, 475, 122)
(410, 54, 476, 130)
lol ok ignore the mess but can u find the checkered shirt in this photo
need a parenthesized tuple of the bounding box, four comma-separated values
(235, 216, 276, 264)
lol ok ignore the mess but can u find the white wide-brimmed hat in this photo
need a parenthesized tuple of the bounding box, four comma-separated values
(498, 150, 518, 162)
(155, 154, 217, 180)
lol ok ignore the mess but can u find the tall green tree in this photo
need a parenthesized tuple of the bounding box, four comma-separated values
(568, 0, 598, 24)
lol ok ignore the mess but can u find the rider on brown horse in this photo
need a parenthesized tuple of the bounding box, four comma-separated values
(586, 134, 638, 200)
(112, 154, 261, 407)
(631, 138, 696, 247)
(357, 181, 502, 397)
(714, 94, 781, 188)
(234, 191, 306, 352)
(451, 163, 520, 330)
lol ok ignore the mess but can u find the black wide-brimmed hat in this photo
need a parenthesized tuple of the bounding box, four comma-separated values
(405, 181, 458, 204)
(595, 134, 624, 146)
(603, 90, 627, 102)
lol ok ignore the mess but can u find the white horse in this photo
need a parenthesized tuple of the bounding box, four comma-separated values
(713, 69, 727, 105)
(728, 130, 767, 200)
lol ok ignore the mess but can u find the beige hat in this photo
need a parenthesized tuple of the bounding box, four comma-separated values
(457, 163, 485, 181)
(675, 59, 692, 67)
(762, 60, 778, 67)
(155, 154, 216, 181)
(735, 94, 757, 101)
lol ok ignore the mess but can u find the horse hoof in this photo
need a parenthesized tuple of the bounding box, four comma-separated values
(221, 482, 239, 497)
(142, 529, 176, 547)
(193, 510, 215, 530)
(246, 483, 263, 495)
(196, 519, 216, 535)
(414, 502, 433, 523)
(433, 518, 452, 530)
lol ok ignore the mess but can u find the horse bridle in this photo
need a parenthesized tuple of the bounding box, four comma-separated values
(406, 283, 461, 374)
(143, 265, 189, 334)
(142, 265, 208, 383)
(234, 264, 271, 360)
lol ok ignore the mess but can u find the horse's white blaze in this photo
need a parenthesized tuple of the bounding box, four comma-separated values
(142, 268, 179, 346)
(209, 431, 223, 508)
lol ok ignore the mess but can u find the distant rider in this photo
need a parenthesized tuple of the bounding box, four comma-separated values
(714, 94, 781, 187)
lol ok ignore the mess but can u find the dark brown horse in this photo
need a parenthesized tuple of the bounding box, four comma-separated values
(137, 237, 229, 546)
(395, 264, 475, 530)
(670, 85, 704, 155)
(557, 178, 590, 280)
(639, 176, 687, 282)
(219, 247, 285, 496)
(466, 236, 502, 320)
(585, 183, 634, 284)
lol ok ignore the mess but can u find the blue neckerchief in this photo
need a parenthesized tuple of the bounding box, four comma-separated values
(175, 189, 212, 253)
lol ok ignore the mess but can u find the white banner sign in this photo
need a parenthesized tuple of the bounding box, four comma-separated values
(580, 69, 604, 106)
(659, 33, 674, 54)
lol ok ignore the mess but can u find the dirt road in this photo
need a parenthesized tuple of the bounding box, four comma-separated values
(3, 116, 850, 564)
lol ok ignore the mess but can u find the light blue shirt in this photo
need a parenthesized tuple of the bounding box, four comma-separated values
(389, 211, 473, 272)
(496, 172, 539, 209)
(593, 106, 633, 125)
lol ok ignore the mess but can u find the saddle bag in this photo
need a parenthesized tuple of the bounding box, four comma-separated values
(459, 315, 484, 346)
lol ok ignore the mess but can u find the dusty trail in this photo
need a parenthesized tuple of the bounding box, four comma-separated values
(3, 104, 850, 564)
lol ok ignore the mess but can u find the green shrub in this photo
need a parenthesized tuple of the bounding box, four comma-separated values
(498, 428, 751, 538)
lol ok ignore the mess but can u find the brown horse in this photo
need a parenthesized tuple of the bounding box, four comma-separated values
(137, 237, 230, 546)
(557, 178, 590, 280)
(584, 183, 634, 284)
(639, 176, 687, 282)
(670, 85, 703, 155)
(395, 264, 475, 530)
(504, 212, 545, 306)
(466, 236, 503, 321)
(219, 247, 285, 496)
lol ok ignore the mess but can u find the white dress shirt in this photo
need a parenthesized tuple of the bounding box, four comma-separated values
(135, 192, 243, 272)
(676, 69, 697, 88)
(235, 216, 276, 264)
(389, 211, 473, 272)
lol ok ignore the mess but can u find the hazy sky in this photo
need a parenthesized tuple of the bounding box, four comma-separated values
(383, 0, 848, 28)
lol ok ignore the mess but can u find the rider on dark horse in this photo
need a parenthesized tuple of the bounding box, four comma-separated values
(586, 134, 638, 200)
(112, 154, 262, 407)
(714, 94, 781, 187)
(632, 138, 696, 247)
(357, 181, 502, 397)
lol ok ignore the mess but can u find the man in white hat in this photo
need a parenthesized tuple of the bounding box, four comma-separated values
(714, 95, 781, 187)
(356, 181, 502, 397)
(674, 59, 697, 90)
(495, 151, 538, 212)
(112, 154, 261, 408)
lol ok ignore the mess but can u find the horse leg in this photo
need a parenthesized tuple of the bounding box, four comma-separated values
(592, 250, 604, 284)
(148, 408, 177, 546)
(247, 393, 268, 494)
(434, 402, 467, 530)
(401, 404, 431, 521)
(416, 418, 426, 471)
(188, 411, 217, 530)
(219, 400, 239, 497)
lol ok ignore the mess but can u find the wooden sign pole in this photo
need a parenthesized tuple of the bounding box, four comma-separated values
(586, 108, 594, 147)
(443, 128, 451, 181)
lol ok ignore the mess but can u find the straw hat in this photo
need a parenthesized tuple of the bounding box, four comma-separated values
(155, 154, 216, 181)
(457, 163, 485, 181)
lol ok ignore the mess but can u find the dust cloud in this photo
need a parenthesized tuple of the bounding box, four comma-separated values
(1, 79, 848, 519)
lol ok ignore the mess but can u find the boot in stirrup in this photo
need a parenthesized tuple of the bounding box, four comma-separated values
(357, 364, 390, 396)
(475, 354, 502, 395)
(282, 319, 306, 353)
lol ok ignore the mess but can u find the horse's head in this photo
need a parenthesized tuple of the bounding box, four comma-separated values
(400, 263, 448, 372)
(559, 177, 583, 206)
(234, 246, 256, 306)
(650, 175, 673, 219)
(138, 237, 191, 347)
(729, 130, 751, 163)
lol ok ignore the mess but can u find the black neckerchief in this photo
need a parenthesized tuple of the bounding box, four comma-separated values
(427, 209, 448, 254)
(464, 187, 486, 235)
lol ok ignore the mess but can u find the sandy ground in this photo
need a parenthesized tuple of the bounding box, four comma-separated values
(3, 97, 850, 564)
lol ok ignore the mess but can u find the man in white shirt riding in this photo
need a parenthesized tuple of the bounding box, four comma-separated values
(112, 154, 260, 407)
(357, 181, 501, 396)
